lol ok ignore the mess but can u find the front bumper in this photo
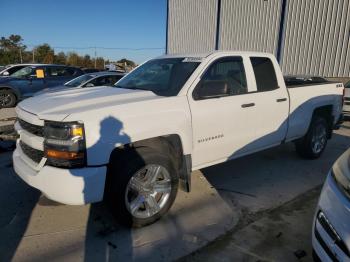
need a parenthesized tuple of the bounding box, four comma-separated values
(13, 147, 107, 205)
(312, 173, 350, 262)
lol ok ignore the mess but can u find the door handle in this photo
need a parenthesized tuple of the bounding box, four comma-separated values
(276, 98, 287, 102)
(241, 103, 255, 108)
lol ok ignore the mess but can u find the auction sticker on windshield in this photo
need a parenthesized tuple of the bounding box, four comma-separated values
(182, 57, 203, 63)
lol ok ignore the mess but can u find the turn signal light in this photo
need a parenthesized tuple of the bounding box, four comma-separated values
(45, 149, 84, 160)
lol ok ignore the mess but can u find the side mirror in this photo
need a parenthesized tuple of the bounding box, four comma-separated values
(85, 83, 95, 87)
(194, 80, 230, 100)
(2, 71, 9, 76)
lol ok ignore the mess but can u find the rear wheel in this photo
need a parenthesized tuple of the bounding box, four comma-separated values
(0, 90, 16, 108)
(295, 116, 328, 159)
(106, 147, 179, 227)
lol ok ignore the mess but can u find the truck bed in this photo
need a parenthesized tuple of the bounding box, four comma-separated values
(286, 81, 343, 141)
(284, 76, 330, 88)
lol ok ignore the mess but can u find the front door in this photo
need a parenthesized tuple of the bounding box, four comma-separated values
(188, 56, 258, 168)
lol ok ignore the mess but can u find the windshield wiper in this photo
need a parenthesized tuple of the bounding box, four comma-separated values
(114, 85, 149, 91)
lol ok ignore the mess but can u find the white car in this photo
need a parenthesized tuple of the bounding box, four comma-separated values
(312, 148, 350, 261)
(12, 51, 344, 227)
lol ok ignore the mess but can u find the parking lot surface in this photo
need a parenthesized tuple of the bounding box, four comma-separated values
(1, 108, 349, 261)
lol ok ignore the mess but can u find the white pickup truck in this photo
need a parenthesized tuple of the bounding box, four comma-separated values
(13, 51, 344, 227)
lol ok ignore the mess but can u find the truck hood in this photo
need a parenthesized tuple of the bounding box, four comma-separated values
(33, 85, 77, 96)
(18, 86, 159, 121)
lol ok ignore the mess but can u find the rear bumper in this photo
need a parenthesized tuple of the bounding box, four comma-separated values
(13, 147, 107, 205)
(312, 174, 350, 261)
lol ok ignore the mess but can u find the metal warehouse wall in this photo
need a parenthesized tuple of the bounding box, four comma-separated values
(167, 0, 217, 53)
(167, 0, 350, 77)
(219, 0, 282, 55)
(281, 0, 350, 77)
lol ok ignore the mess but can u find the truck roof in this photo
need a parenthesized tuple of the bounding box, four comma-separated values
(157, 50, 272, 59)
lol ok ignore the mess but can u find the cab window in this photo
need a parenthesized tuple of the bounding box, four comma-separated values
(193, 56, 247, 100)
(250, 57, 278, 92)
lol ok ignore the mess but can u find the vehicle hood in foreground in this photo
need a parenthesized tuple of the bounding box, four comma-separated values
(34, 85, 77, 96)
(18, 86, 159, 121)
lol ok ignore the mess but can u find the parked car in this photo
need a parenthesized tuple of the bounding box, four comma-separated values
(35, 72, 125, 96)
(343, 80, 350, 112)
(312, 148, 350, 261)
(0, 63, 44, 77)
(0, 64, 84, 107)
(13, 51, 343, 227)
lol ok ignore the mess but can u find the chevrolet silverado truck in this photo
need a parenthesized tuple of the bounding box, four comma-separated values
(13, 51, 344, 227)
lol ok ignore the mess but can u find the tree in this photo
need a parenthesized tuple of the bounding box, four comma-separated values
(95, 57, 105, 69)
(34, 44, 54, 63)
(82, 55, 93, 68)
(117, 58, 136, 67)
(66, 52, 80, 66)
(0, 34, 26, 64)
(54, 52, 66, 65)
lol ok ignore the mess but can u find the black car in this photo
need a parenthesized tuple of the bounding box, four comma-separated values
(0, 64, 84, 107)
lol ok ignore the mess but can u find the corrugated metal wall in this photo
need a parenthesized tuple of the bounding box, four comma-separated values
(167, 0, 350, 77)
(167, 0, 218, 54)
(219, 0, 282, 55)
(281, 0, 350, 77)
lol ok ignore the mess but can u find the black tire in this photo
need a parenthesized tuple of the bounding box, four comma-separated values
(0, 89, 17, 108)
(295, 116, 329, 159)
(106, 147, 179, 228)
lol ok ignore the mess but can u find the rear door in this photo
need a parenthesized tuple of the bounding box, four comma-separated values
(188, 56, 259, 168)
(245, 56, 289, 150)
(45, 66, 78, 88)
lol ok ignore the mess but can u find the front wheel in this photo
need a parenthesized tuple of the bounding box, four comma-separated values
(295, 116, 328, 159)
(0, 89, 17, 108)
(106, 147, 179, 227)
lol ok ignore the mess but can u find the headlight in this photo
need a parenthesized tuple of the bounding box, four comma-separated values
(44, 121, 86, 168)
(332, 170, 350, 198)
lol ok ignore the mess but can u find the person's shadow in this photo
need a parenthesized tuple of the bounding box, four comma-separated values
(81, 116, 135, 261)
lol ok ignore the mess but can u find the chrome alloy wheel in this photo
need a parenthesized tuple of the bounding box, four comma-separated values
(311, 123, 327, 154)
(125, 164, 172, 219)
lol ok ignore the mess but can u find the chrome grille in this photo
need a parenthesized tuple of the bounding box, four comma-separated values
(20, 141, 44, 163)
(18, 118, 43, 137)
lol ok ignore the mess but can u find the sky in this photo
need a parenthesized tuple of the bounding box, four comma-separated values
(0, 0, 167, 64)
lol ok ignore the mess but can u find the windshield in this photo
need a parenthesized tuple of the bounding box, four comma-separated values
(11, 66, 34, 78)
(65, 74, 94, 87)
(114, 58, 200, 96)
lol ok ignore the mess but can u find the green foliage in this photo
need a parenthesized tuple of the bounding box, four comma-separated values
(0, 34, 26, 64)
(117, 58, 136, 67)
(0, 35, 136, 70)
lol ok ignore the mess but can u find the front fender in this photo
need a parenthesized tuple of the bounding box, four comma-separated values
(65, 97, 193, 166)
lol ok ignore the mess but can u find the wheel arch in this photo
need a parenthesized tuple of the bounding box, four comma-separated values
(107, 134, 192, 192)
(312, 105, 333, 138)
(0, 86, 19, 99)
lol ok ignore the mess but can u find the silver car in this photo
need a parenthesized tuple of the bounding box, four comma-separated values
(312, 148, 350, 261)
(35, 71, 125, 96)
